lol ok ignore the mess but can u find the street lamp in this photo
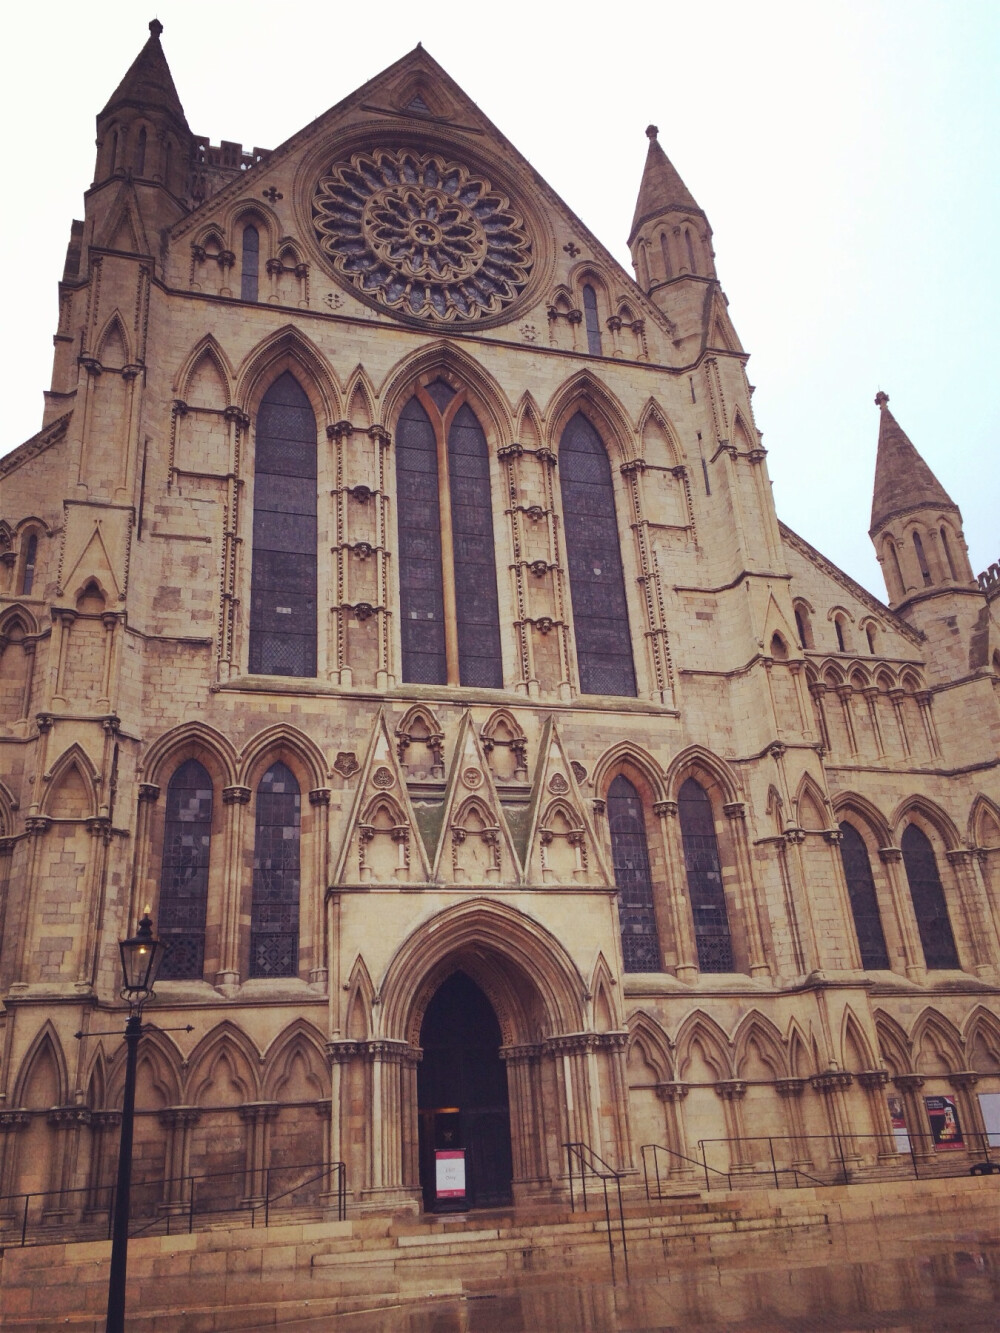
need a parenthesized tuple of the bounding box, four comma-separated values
(106, 911, 166, 1333)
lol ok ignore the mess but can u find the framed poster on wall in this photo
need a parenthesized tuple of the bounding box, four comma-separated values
(924, 1094, 964, 1150)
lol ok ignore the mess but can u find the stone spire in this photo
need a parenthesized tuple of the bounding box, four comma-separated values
(99, 19, 190, 133)
(869, 391, 958, 535)
(628, 124, 703, 247)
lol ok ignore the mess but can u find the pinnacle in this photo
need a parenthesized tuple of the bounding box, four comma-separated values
(869, 393, 958, 533)
(99, 18, 188, 130)
(628, 125, 703, 245)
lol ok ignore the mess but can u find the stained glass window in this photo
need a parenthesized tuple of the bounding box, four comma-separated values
(583, 285, 603, 356)
(249, 373, 317, 677)
(608, 775, 660, 972)
(679, 778, 734, 972)
(901, 825, 959, 969)
(397, 383, 503, 687)
(559, 413, 636, 697)
(158, 759, 213, 980)
(838, 823, 889, 969)
(241, 225, 259, 302)
(250, 762, 300, 978)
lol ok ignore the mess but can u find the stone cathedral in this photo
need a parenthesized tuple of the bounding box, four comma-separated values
(0, 21, 998, 1225)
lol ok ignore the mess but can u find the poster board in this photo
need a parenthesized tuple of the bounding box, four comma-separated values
(435, 1149, 466, 1200)
(887, 1094, 910, 1153)
(978, 1092, 1000, 1147)
(924, 1094, 964, 1150)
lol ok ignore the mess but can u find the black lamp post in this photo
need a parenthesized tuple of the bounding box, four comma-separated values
(106, 911, 165, 1333)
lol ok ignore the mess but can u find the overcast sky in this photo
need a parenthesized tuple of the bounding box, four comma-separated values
(2, 0, 996, 599)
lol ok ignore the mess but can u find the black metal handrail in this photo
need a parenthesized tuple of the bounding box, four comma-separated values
(563, 1141, 629, 1285)
(0, 1157, 347, 1249)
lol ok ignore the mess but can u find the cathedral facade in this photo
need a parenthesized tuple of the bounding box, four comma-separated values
(0, 21, 998, 1221)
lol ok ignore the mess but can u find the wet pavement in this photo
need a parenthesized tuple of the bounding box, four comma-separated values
(233, 1242, 1000, 1331)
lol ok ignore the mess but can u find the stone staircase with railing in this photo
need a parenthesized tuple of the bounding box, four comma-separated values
(2, 1174, 998, 1332)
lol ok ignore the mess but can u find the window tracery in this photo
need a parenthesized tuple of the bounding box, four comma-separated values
(396, 380, 503, 687)
(678, 778, 734, 972)
(607, 774, 660, 972)
(838, 822, 889, 970)
(900, 824, 959, 969)
(559, 412, 636, 696)
(158, 760, 213, 980)
(250, 762, 301, 977)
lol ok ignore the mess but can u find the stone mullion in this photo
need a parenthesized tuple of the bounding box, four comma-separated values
(499, 446, 534, 695)
(238, 1103, 278, 1204)
(653, 801, 697, 980)
(218, 785, 252, 986)
(373, 428, 393, 689)
(131, 782, 160, 931)
(217, 408, 247, 678)
(879, 846, 926, 979)
(622, 459, 672, 705)
(45, 1108, 89, 1218)
(158, 1108, 200, 1207)
(947, 849, 998, 978)
(725, 803, 770, 977)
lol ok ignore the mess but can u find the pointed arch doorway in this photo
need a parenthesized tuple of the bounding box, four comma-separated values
(417, 971, 513, 1211)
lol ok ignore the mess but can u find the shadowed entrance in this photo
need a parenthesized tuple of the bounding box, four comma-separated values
(417, 972, 513, 1211)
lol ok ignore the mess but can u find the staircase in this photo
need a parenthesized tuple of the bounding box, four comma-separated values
(1, 1175, 996, 1331)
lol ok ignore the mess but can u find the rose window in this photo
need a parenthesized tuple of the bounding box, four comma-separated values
(312, 149, 532, 322)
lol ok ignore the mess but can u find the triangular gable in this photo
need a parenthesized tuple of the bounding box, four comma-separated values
(333, 710, 430, 885)
(96, 181, 151, 256)
(760, 590, 801, 659)
(523, 717, 609, 886)
(60, 521, 123, 603)
(431, 712, 522, 885)
(703, 288, 743, 355)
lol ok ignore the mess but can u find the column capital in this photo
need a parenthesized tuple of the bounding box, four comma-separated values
(892, 1073, 925, 1092)
(856, 1069, 890, 1090)
(879, 846, 903, 864)
(714, 1079, 747, 1100)
(775, 1077, 807, 1098)
(655, 1081, 688, 1102)
(138, 783, 161, 803)
(653, 800, 677, 818)
(222, 785, 252, 805)
(811, 1070, 854, 1093)
(948, 1070, 980, 1090)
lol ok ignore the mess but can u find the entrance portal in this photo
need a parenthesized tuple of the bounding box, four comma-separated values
(417, 972, 513, 1211)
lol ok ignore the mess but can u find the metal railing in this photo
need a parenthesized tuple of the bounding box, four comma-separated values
(641, 1132, 999, 1197)
(563, 1141, 629, 1285)
(0, 1158, 346, 1249)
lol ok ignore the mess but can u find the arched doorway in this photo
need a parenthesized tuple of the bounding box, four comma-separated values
(417, 971, 513, 1211)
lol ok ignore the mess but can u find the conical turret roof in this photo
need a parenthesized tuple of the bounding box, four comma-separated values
(869, 392, 958, 533)
(628, 125, 703, 245)
(99, 19, 189, 132)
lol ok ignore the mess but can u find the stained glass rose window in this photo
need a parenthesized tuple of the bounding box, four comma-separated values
(312, 149, 532, 322)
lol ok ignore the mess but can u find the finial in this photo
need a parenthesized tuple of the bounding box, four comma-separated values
(416, 40, 423, 49)
(149, 18, 163, 36)
(645, 124, 659, 141)
(874, 390, 889, 408)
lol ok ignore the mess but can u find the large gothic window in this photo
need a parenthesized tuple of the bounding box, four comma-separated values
(396, 381, 503, 687)
(158, 760, 213, 980)
(250, 762, 301, 978)
(678, 778, 734, 972)
(901, 824, 959, 969)
(249, 373, 317, 677)
(607, 774, 660, 971)
(559, 413, 636, 697)
(838, 822, 889, 969)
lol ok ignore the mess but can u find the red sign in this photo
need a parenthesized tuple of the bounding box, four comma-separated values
(435, 1149, 466, 1199)
(924, 1095, 964, 1151)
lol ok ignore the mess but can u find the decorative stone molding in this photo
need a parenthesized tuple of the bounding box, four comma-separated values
(653, 800, 677, 818)
(333, 752, 360, 779)
(811, 1070, 854, 1093)
(24, 816, 52, 836)
(137, 783, 161, 803)
(856, 1069, 890, 1090)
(775, 1078, 807, 1098)
(158, 1106, 201, 1130)
(222, 785, 252, 805)
(948, 1070, 980, 1090)
(723, 802, 747, 821)
(655, 1081, 688, 1103)
(48, 1106, 91, 1128)
(879, 847, 903, 864)
(309, 788, 332, 806)
(892, 1074, 925, 1093)
(0, 1110, 30, 1130)
(714, 1080, 747, 1100)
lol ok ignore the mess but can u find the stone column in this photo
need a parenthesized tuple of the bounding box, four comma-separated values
(158, 1107, 201, 1211)
(879, 847, 926, 980)
(218, 785, 252, 988)
(654, 800, 698, 981)
(86, 1109, 121, 1213)
(892, 1073, 930, 1161)
(238, 1102, 279, 1206)
(810, 1070, 860, 1174)
(948, 1071, 985, 1156)
(775, 1078, 812, 1170)
(856, 1069, 896, 1162)
(0, 1111, 30, 1217)
(45, 1107, 91, 1221)
(947, 849, 998, 980)
(307, 788, 331, 985)
(725, 803, 770, 977)
(655, 1082, 693, 1181)
(714, 1080, 750, 1171)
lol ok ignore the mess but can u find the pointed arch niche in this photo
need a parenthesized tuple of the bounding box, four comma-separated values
(249, 372, 318, 677)
(395, 380, 503, 688)
(559, 412, 636, 697)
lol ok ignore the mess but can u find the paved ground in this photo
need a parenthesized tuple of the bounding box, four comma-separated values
(235, 1242, 1000, 1332)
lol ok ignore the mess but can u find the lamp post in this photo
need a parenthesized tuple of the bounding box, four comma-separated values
(106, 911, 165, 1333)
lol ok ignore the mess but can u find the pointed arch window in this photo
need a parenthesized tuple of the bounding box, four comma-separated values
(912, 531, 932, 586)
(249, 372, 317, 677)
(678, 778, 734, 972)
(901, 824, 959, 969)
(940, 527, 958, 581)
(838, 823, 889, 969)
(582, 285, 603, 356)
(241, 224, 260, 302)
(559, 412, 636, 696)
(158, 760, 213, 980)
(250, 761, 301, 977)
(659, 232, 672, 279)
(135, 126, 147, 176)
(607, 774, 660, 971)
(21, 533, 38, 595)
(396, 381, 503, 687)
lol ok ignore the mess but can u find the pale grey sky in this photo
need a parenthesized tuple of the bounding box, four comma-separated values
(2, 0, 996, 598)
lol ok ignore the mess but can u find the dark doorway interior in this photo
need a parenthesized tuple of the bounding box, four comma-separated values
(417, 971, 514, 1211)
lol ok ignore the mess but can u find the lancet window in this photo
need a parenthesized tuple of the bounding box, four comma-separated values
(158, 760, 213, 980)
(678, 778, 734, 971)
(559, 412, 636, 697)
(21, 534, 37, 596)
(241, 225, 260, 302)
(900, 824, 959, 969)
(607, 774, 661, 972)
(250, 762, 301, 978)
(582, 285, 603, 355)
(838, 822, 889, 969)
(249, 373, 317, 677)
(396, 380, 503, 687)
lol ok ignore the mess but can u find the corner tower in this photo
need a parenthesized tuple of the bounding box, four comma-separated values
(869, 391, 984, 679)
